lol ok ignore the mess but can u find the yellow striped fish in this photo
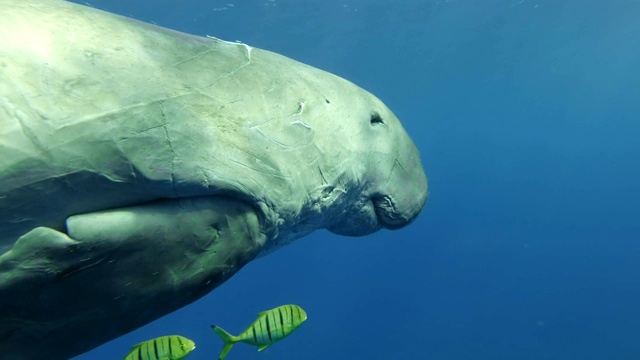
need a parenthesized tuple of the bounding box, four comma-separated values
(211, 304, 307, 360)
(123, 335, 195, 360)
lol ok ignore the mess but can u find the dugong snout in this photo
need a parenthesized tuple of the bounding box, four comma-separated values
(328, 156, 427, 236)
(373, 142, 428, 230)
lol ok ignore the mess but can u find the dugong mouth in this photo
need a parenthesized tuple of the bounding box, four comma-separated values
(372, 195, 415, 230)
(327, 192, 425, 236)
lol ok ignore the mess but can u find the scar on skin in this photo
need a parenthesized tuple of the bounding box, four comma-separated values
(292, 101, 305, 116)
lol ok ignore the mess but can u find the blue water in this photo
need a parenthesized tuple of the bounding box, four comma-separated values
(71, 0, 640, 359)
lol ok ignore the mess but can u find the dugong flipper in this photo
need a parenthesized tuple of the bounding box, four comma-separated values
(0, 197, 264, 358)
(0, 0, 428, 358)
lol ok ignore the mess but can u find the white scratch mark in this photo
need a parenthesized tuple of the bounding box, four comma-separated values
(291, 119, 311, 129)
(253, 127, 293, 149)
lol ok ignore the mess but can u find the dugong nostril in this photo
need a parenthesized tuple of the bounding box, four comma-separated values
(370, 112, 384, 126)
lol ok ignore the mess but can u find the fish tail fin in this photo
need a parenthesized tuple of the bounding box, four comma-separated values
(211, 325, 236, 360)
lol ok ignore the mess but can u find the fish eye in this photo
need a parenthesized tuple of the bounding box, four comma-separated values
(370, 112, 384, 126)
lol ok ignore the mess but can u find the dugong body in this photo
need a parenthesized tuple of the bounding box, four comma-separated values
(0, 0, 428, 359)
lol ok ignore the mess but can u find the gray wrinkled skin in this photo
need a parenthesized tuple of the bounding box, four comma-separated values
(0, 0, 428, 359)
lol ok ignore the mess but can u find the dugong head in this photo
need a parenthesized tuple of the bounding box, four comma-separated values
(321, 92, 427, 236)
(209, 44, 429, 242)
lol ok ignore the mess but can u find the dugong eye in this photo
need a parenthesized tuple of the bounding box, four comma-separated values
(370, 112, 384, 126)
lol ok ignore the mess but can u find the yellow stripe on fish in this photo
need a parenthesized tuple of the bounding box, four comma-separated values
(123, 335, 195, 360)
(212, 304, 307, 360)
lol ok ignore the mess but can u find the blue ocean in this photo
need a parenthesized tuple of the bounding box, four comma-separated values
(63, 0, 640, 359)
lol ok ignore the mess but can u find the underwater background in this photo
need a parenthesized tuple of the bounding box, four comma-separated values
(70, 0, 640, 359)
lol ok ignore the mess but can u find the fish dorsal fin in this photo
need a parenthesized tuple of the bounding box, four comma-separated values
(258, 344, 270, 351)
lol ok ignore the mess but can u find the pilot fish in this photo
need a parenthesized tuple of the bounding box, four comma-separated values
(123, 335, 196, 360)
(211, 304, 307, 360)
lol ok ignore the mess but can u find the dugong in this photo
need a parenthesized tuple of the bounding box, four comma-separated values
(0, 0, 428, 359)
